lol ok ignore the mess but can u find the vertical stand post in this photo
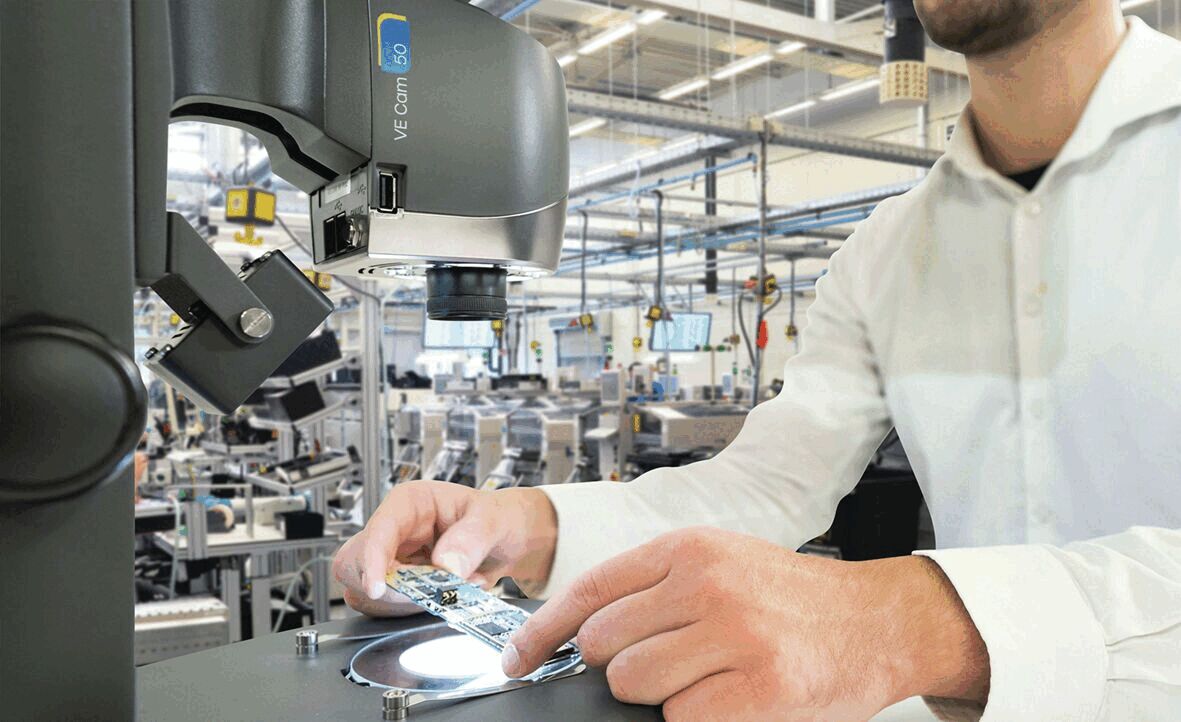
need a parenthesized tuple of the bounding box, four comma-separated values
(704, 156, 719, 300)
(0, 3, 142, 717)
(751, 133, 770, 407)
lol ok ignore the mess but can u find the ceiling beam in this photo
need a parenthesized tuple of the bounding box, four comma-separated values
(567, 89, 944, 167)
(639, 0, 967, 76)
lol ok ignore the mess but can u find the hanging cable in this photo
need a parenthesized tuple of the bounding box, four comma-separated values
(272, 555, 336, 633)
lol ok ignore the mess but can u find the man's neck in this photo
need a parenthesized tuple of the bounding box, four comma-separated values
(966, 2, 1127, 175)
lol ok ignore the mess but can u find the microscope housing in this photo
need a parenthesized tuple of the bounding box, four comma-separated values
(169, 0, 569, 321)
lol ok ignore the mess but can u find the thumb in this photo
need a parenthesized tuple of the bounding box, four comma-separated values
(431, 505, 502, 580)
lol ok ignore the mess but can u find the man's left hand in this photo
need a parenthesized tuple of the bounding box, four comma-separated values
(503, 527, 989, 722)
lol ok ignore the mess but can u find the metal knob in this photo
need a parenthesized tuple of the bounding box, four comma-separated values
(295, 629, 319, 657)
(239, 307, 274, 339)
(382, 689, 410, 720)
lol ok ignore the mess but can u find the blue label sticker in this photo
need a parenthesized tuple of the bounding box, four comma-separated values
(377, 13, 410, 74)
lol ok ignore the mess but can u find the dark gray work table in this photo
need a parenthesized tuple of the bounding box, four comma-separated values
(137, 600, 661, 721)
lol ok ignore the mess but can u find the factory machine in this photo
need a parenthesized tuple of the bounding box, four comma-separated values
(391, 401, 448, 484)
(484, 397, 599, 489)
(0, 1, 669, 719)
(427, 398, 519, 486)
(585, 370, 751, 480)
(624, 402, 750, 476)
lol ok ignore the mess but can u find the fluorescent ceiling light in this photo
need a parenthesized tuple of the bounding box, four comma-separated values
(637, 9, 667, 25)
(627, 149, 659, 163)
(1120, 0, 1155, 8)
(711, 52, 773, 81)
(586, 162, 619, 176)
(776, 41, 807, 56)
(819, 78, 880, 101)
(660, 134, 702, 153)
(657, 76, 709, 100)
(578, 23, 637, 55)
(765, 99, 817, 120)
(557, 53, 578, 68)
(569, 118, 607, 137)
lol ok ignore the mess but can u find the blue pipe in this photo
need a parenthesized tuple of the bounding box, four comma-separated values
(557, 204, 873, 274)
(501, 0, 541, 21)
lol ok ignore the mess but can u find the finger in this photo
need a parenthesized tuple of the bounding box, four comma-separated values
(361, 527, 396, 600)
(342, 587, 423, 618)
(430, 504, 503, 580)
(604, 622, 734, 706)
(333, 534, 366, 593)
(577, 581, 694, 666)
(504, 538, 671, 677)
(662, 670, 749, 722)
(361, 487, 434, 600)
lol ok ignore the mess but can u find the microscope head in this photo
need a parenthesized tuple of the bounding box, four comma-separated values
(171, 0, 570, 321)
(307, 1, 570, 320)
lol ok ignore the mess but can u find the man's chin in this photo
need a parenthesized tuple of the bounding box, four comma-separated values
(915, 0, 1042, 57)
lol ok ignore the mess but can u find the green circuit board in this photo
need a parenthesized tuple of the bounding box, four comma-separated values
(387, 565, 580, 666)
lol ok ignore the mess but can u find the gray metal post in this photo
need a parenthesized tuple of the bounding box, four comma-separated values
(361, 286, 385, 522)
(704, 156, 719, 297)
(652, 191, 671, 379)
(221, 566, 244, 642)
(0, 3, 141, 717)
(579, 211, 590, 317)
(751, 134, 770, 406)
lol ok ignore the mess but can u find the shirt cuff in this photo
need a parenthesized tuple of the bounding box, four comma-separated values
(523, 481, 638, 600)
(914, 545, 1108, 722)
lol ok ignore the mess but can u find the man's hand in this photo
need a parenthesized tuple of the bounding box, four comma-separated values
(332, 480, 558, 616)
(504, 527, 989, 721)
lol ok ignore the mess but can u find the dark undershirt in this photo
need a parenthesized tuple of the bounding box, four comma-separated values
(1008, 163, 1050, 192)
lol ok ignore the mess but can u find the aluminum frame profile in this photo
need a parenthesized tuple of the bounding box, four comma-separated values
(566, 89, 944, 168)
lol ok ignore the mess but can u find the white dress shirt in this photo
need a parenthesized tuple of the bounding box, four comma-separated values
(538, 18, 1181, 721)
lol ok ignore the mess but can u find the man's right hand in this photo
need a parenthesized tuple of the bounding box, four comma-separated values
(332, 480, 559, 617)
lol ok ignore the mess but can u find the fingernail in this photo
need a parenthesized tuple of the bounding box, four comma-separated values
(501, 643, 521, 677)
(368, 580, 386, 600)
(439, 552, 469, 578)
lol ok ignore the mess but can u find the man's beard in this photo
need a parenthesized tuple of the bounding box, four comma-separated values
(914, 0, 1049, 57)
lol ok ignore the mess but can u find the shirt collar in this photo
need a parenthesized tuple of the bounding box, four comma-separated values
(943, 17, 1181, 184)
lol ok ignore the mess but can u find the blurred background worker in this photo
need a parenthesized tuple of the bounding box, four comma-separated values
(336, 2, 1181, 719)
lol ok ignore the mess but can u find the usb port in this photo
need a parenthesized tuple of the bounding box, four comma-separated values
(323, 213, 352, 258)
(377, 171, 396, 213)
(323, 215, 339, 257)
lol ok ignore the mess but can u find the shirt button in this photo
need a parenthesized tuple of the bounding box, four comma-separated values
(1025, 200, 1043, 216)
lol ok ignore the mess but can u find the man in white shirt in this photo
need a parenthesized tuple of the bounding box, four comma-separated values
(334, 1, 1181, 719)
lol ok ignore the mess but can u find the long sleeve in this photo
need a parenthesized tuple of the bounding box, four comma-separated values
(918, 526, 1181, 721)
(534, 222, 893, 598)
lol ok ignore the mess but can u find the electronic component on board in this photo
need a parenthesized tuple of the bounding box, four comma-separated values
(388, 565, 580, 664)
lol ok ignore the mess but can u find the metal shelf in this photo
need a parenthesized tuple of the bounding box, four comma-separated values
(200, 441, 275, 457)
(247, 399, 350, 432)
(244, 467, 353, 496)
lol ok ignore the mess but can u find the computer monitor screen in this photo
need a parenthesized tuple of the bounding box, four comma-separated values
(422, 319, 497, 349)
(650, 312, 711, 352)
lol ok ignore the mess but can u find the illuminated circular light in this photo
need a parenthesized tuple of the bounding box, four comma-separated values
(398, 635, 507, 681)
